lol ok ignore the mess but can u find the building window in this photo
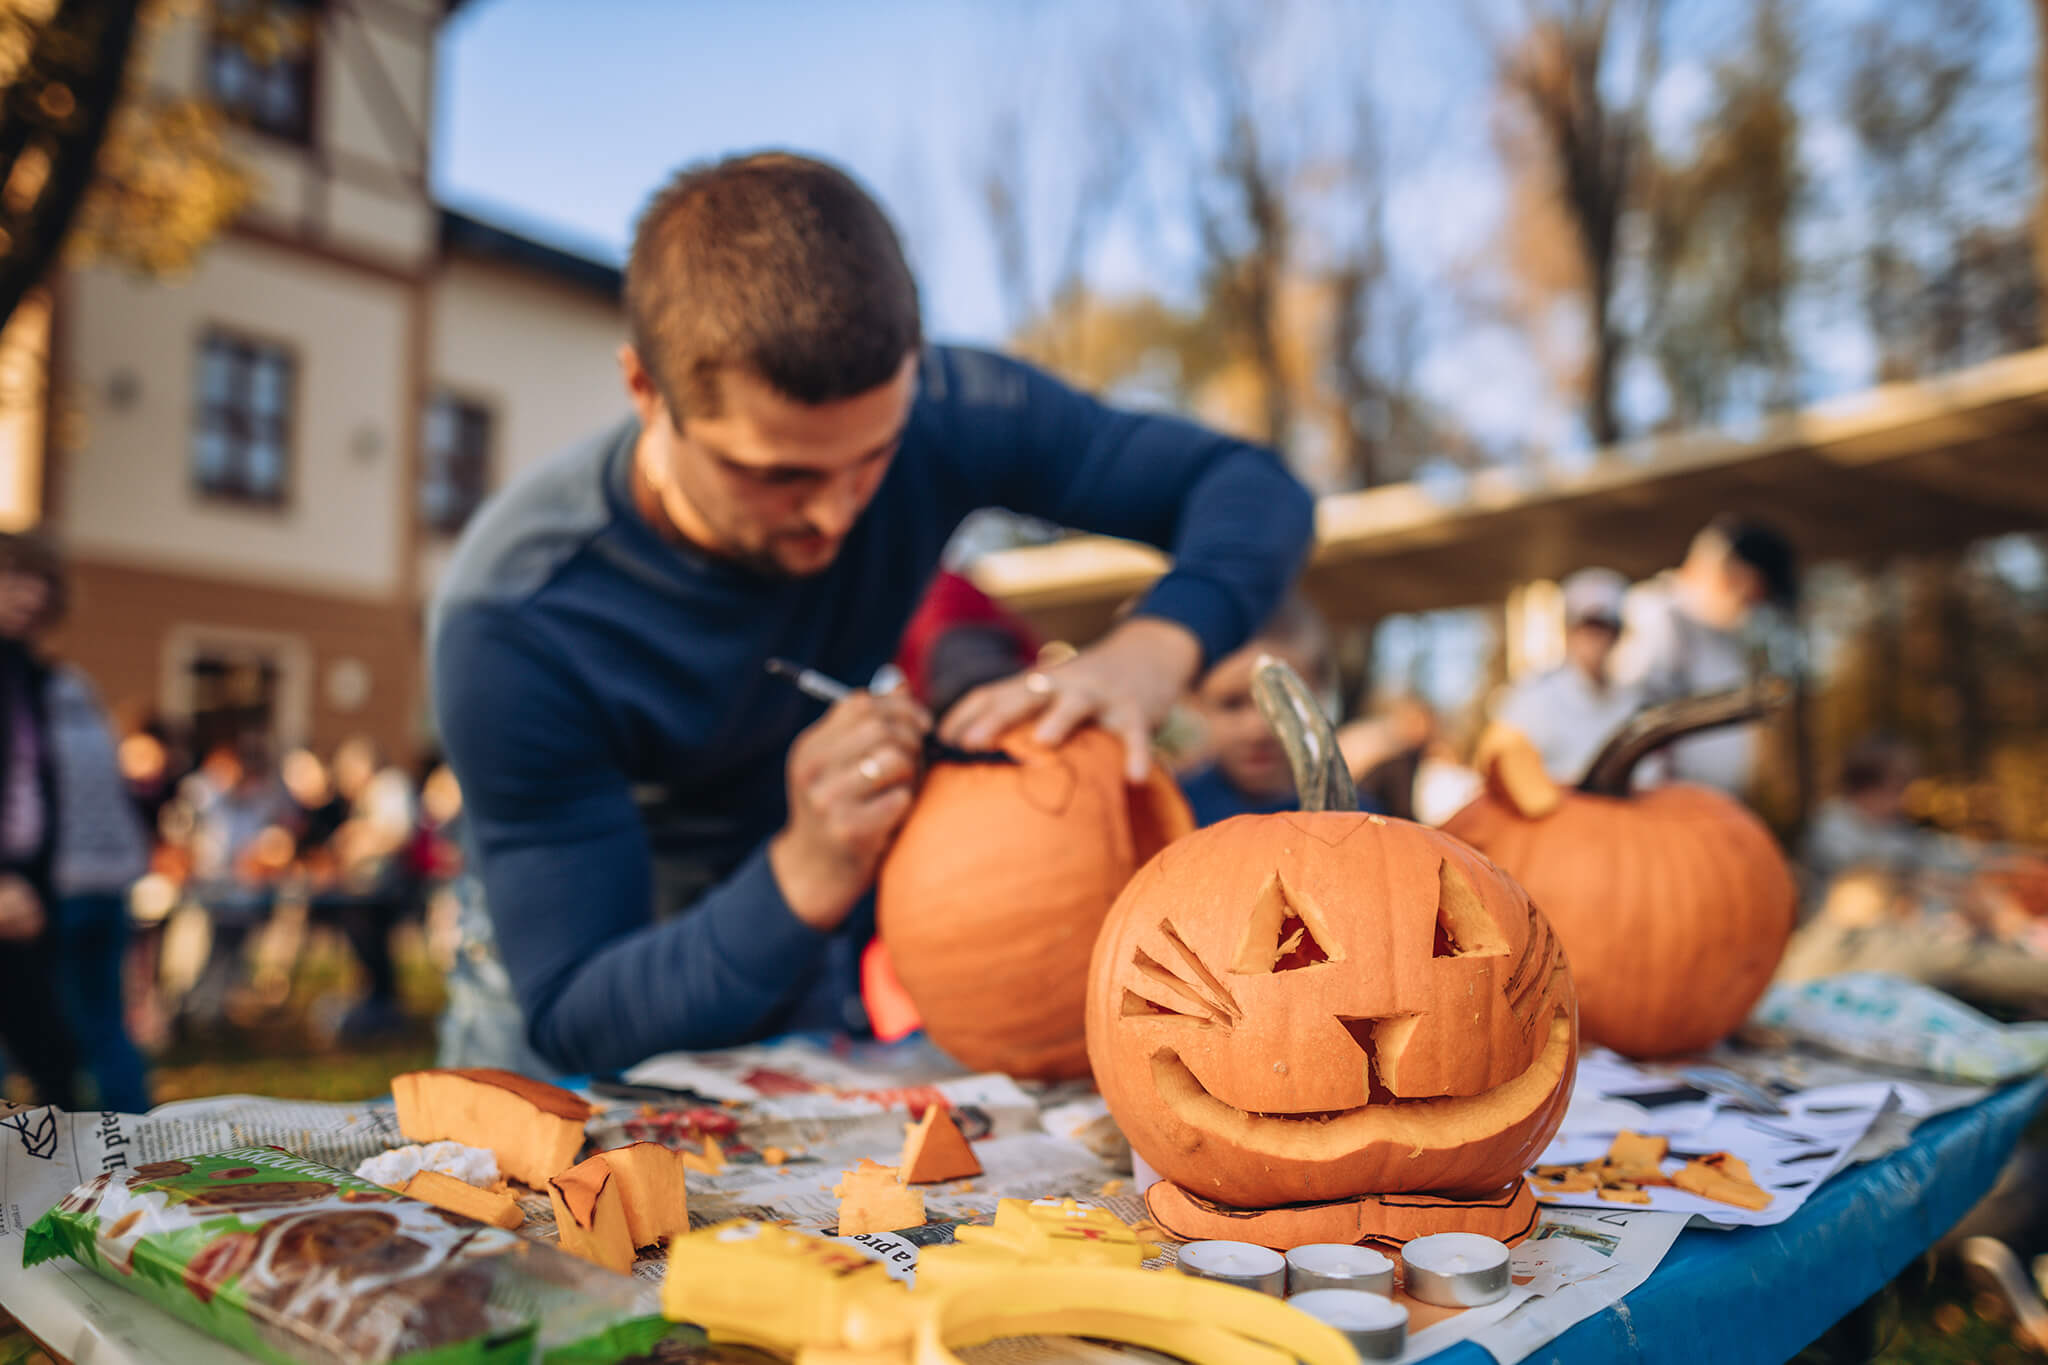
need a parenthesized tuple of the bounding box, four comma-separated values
(207, 0, 318, 144)
(421, 393, 492, 535)
(193, 329, 294, 506)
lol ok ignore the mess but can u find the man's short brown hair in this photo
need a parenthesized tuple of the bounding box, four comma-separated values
(625, 151, 922, 419)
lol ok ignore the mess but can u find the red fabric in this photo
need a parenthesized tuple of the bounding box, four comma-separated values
(861, 939, 924, 1043)
(893, 571, 1039, 705)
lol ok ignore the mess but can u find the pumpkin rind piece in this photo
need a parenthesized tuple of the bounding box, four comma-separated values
(394, 1169, 525, 1230)
(548, 1153, 634, 1272)
(599, 1141, 691, 1249)
(899, 1106, 982, 1184)
(832, 1160, 925, 1235)
(391, 1068, 592, 1189)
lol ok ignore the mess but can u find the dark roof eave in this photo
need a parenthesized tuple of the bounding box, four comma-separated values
(437, 208, 623, 302)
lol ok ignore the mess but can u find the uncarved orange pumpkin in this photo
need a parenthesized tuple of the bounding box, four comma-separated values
(877, 724, 1193, 1080)
(1084, 659, 1577, 1213)
(1442, 687, 1797, 1060)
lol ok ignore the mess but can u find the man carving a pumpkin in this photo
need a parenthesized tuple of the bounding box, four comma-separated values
(429, 152, 1315, 1077)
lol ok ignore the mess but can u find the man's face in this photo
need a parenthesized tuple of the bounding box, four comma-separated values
(1564, 619, 1620, 682)
(1194, 639, 1329, 800)
(627, 349, 918, 578)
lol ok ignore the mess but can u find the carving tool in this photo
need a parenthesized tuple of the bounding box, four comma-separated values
(765, 658, 1017, 765)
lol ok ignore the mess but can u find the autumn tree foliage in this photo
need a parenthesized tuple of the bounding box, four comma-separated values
(0, 0, 267, 332)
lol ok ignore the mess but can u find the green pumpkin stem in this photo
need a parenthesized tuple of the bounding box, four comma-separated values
(1251, 655, 1358, 815)
(1578, 676, 1793, 798)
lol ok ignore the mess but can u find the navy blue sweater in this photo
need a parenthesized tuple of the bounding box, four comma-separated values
(429, 345, 1315, 1074)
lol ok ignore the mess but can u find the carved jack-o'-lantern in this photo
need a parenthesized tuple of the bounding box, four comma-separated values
(1085, 659, 1577, 1219)
(1443, 682, 1798, 1060)
(879, 724, 1193, 1080)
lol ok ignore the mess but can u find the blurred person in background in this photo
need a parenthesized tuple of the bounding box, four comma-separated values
(1611, 516, 1797, 796)
(1178, 598, 1377, 825)
(1805, 736, 2048, 934)
(0, 532, 80, 1107)
(1492, 568, 1646, 785)
(46, 650, 153, 1112)
(181, 732, 298, 1034)
(0, 536, 80, 1096)
(307, 735, 420, 1043)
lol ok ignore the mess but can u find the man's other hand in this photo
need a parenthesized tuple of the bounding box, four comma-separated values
(940, 616, 1202, 783)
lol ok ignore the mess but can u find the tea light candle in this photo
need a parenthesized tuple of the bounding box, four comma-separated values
(1400, 1232, 1511, 1307)
(1287, 1289, 1409, 1360)
(1286, 1243, 1396, 1296)
(1177, 1240, 1286, 1296)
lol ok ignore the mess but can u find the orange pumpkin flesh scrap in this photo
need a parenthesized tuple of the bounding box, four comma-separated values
(899, 1105, 982, 1184)
(878, 724, 1193, 1080)
(1085, 657, 1579, 1218)
(833, 1160, 925, 1236)
(548, 1153, 634, 1273)
(1443, 687, 1797, 1061)
(391, 1068, 592, 1189)
(599, 1142, 691, 1249)
(395, 1170, 525, 1230)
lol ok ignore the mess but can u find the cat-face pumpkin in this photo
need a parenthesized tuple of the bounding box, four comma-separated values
(1086, 810, 1577, 1209)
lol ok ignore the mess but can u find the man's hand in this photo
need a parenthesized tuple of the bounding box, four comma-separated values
(770, 689, 932, 931)
(0, 874, 43, 941)
(941, 616, 1203, 782)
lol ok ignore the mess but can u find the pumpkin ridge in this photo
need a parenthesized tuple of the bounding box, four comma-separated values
(1146, 1013, 1572, 1159)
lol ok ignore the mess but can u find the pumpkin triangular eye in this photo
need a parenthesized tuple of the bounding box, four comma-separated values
(1434, 858, 1510, 958)
(1232, 872, 1339, 973)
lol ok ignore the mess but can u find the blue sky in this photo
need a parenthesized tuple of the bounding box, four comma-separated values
(430, 0, 1569, 450)
(432, 0, 2035, 468)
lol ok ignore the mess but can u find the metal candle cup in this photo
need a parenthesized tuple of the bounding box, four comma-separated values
(1287, 1289, 1409, 1360)
(1286, 1243, 1396, 1296)
(1400, 1232, 1512, 1307)
(1176, 1240, 1287, 1296)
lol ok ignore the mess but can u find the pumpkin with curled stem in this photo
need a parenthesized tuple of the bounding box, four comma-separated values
(878, 724, 1193, 1080)
(1085, 657, 1578, 1211)
(1442, 681, 1798, 1060)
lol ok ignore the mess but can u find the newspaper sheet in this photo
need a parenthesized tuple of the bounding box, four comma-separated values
(1533, 1049, 1892, 1228)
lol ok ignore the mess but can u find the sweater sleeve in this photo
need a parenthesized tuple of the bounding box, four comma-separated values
(433, 603, 833, 1074)
(931, 347, 1317, 668)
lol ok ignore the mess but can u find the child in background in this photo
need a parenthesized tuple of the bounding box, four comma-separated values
(1179, 598, 1382, 826)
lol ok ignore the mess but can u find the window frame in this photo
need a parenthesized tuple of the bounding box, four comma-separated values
(191, 324, 300, 511)
(418, 388, 497, 538)
(203, 0, 322, 147)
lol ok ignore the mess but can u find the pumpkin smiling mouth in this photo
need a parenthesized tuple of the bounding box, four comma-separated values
(1150, 1012, 1573, 1161)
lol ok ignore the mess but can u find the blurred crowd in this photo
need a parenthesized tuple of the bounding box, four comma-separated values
(0, 528, 467, 1112)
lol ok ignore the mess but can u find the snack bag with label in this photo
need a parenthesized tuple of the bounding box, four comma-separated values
(23, 1145, 668, 1365)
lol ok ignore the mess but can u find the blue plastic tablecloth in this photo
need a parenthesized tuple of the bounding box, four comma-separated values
(1429, 1074, 2048, 1365)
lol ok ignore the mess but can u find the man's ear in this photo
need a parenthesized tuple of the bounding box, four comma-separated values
(618, 343, 665, 427)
